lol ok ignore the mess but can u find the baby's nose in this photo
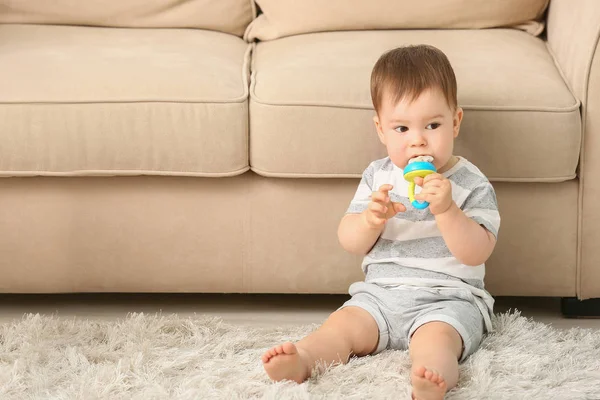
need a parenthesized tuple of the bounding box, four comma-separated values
(410, 133, 426, 146)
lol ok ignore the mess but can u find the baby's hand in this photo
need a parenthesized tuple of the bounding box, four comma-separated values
(363, 184, 406, 229)
(414, 174, 453, 215)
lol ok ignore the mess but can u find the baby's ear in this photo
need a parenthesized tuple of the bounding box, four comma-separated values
(453, 107, 464, 138)
(373, 115, 386, 145)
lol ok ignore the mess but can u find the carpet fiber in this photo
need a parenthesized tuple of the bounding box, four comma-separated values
(0, 311, 599, 399)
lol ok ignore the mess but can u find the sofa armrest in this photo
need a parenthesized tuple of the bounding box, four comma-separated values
(547, 0, 600, 299)
(547, 0, 600, 102)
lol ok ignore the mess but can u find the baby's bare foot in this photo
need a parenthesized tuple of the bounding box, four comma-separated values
(411, 365, 447, 400)
(261, 342, 311, 383)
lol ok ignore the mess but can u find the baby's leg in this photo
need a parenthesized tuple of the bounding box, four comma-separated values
(262, 306, 379, 383)
(409, 321, 463, 400)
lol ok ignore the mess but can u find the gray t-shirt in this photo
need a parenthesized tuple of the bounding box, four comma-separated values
(346, 156, 500, 290)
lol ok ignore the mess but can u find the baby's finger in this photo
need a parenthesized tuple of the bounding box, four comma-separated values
(372, 216, 386, 226)
(378, 184, 394, 193)
(369, 201, 387, 215)
(413, 177, 424, 187)
(367, 213, 386, 227)
(424, 173, 444, 184)
(422, 181, 442, 190)
(418, 187, 438, 196)
(391, 202, 406, 213)
(414, 193, 432, 202)
(371, 191, 389, 204)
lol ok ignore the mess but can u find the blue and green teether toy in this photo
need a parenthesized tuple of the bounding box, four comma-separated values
(403, 160, 437, 209)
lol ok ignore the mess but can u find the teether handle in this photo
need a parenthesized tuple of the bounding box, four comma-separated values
(408, 181, 429, 210)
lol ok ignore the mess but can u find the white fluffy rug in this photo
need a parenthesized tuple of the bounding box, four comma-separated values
(0, 311, 599, 399)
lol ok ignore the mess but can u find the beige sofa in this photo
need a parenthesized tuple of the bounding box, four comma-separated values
(0, 1, 598, 305)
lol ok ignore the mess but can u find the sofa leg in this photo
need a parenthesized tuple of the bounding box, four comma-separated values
(561, 297, 600, 318)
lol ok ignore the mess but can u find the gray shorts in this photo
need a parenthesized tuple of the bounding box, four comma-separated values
(339, 281, 485, 362)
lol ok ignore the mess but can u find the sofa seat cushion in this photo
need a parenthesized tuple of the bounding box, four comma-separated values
(0, 24, 251, 177)
(250, 29, 581, 181)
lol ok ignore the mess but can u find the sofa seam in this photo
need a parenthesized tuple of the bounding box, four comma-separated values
(248, 92, 580, 112)
(241, 43, 253, 101)
(242, 170, 250, 292)
(241, 42, 256, 293)
(248, 167, 578, 182)
(0, 166, 251, 178)
(575, 21, 600, 300)
(544, 41, 586, 299)
(0, 98, 249, 105)
(246, 43, 256, 191)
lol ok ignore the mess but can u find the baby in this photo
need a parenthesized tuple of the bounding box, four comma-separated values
(262, 44, 500, 400)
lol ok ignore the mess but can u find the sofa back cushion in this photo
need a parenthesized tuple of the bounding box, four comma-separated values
(0, 0, 255, 37)
(246, 0, 549, 41)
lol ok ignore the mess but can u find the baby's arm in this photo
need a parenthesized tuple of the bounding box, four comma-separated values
(435, 203, 496, 266)
(415, 174, 499, 266)
(338, 184, 406, 255)
(337, 213, 384, 255)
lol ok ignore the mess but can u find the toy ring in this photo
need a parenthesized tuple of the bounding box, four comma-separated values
(403, 161, 437, 209)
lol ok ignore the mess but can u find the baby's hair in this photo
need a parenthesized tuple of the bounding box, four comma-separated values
(370, 45, 458, 113)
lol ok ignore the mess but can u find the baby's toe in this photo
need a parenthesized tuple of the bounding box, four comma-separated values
(262, 350, 275, 363)
(413, 365, 427, 378)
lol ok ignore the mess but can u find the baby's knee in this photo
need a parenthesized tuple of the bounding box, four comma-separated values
(412, 321, 461, 341)
(329, 306, 379, 355)
(410, 321, 463, 358)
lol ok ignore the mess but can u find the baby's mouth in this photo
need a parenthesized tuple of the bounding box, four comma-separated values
(408, 155, 434, 164)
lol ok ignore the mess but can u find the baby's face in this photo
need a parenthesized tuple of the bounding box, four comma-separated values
(374, 88, 463, 172)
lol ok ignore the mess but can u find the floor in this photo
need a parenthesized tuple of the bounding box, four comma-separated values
(0, 294, 599, 330)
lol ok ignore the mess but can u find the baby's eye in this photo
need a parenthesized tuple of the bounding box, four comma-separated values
(395, 126, 409, 133)
(426, 123, 440, 130)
